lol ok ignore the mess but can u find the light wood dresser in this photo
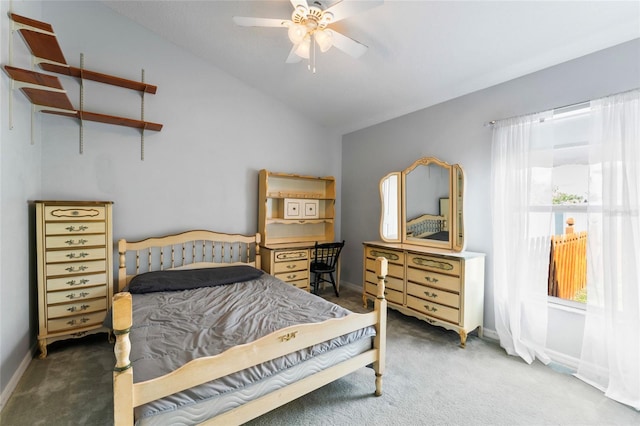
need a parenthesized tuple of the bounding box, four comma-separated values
(35, 201, 114, 358)
(363, 241, 485, 347)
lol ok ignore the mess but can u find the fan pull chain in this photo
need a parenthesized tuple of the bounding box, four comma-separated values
(309, 33, 316, 74)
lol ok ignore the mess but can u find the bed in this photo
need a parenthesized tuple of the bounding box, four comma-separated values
(112, 230, 388, 425)
(405, 213, 448, 240)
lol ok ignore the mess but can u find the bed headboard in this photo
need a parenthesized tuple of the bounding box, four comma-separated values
(117, 230, 261, 292)
(406, 214, 447, 238)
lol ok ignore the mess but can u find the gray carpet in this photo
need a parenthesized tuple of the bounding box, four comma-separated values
(2, 284, 638, 426)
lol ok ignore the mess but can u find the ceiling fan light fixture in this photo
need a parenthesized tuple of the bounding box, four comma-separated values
(315, 29, 333, 53)
(287, 23, 307, 44)
(294, 35, 311, 59)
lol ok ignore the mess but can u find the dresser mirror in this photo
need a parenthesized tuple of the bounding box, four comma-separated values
(379, 157, 465, 252)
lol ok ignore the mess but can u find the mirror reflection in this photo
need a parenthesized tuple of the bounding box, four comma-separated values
(380, 172, 400, 242)
(405, 162, 450, 244)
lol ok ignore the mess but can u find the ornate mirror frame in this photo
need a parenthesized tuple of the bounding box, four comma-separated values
(379, 157, 465, 252)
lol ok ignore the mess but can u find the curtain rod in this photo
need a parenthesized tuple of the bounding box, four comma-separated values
(484, 87, 640, 128)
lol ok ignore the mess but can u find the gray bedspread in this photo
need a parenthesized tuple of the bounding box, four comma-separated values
(129, 271, 375, 420)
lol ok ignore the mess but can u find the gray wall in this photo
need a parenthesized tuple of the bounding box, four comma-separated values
(341, 39, 640, 361)
(0, 1, 340, 401)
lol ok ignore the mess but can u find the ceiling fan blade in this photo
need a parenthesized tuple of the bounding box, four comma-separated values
(326, 29, 368, 58)
(286, 45, 303, 63)
(323, 0, 383, 23)
(290, 0, 309, 11)
(233, 16, 289, 28)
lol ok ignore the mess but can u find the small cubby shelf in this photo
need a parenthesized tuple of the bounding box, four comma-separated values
(259, 170, 336, 246)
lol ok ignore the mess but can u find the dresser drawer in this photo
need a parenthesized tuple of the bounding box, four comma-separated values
(407, 253, 460, 276)
(274, 250, 308, 262)
(47, 272, 107, 291)
(365, 282, 404, 305)
(47, 298, 107, 319)
(365, 269, 403, 292)
(288, 279, 309, 290)
(46, 260, 106, 277)
(45, 221, 105, 235)
(365, 246, 403, 264)
(275, 269, 309, 283)
(407, 295, 459, 324)
(43, 205, 106, 221)
(47, 285, 107, 304)
(365, 257, 403, 278)
(407, 282, 460, 309)
(47, 310, 106, 333)
(407, 267, 461, 293)
(273, 259, 308, 274)
(45, 234, 106, 249)
(45, 247, 106, 263)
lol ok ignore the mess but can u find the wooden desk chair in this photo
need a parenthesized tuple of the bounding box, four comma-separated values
(310, 240, 345, 297)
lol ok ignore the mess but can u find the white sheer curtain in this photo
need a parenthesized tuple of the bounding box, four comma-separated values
(576, 90, 640, 409)
(491, 113, 554, 364)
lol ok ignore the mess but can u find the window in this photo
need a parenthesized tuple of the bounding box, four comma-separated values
(542, 106, 592, 304)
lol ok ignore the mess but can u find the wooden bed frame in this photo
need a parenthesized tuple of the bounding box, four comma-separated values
(112, 230, 388, 425)
(406, 213, 447, 238)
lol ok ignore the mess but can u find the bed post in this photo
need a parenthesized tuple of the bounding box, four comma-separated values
(113, 292, 133, 425)
(373, 256, 387, 397)
(118, 239, 128, 293)
(255, 233, 261, 270)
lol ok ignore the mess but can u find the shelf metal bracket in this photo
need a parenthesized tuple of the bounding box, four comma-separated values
(140, 68, 145, 161)
(79, 53, 84, 154)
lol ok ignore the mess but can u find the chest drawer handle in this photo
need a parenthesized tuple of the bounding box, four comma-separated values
(286, 274, 298, 280)
(66, 278, 89, 286)
(424, 305, 438, 313)
(66, 265, 89, 273)
(426, 276, 439, 283)
(67, 317, 90, 326)
(65, 225, 88, 232)
(65, 239, 88, 246)
(66, 252, 89, 259)
(67, 304, 90, 313)
(66, 292, 89, 300)
(286, 264, 298, 269)
(424, 291, 438, 298)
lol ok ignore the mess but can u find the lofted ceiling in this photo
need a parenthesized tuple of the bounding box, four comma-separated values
(102, 1, 640, 135)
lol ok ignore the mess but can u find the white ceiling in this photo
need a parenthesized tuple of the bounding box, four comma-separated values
(102, 1, 640, 135)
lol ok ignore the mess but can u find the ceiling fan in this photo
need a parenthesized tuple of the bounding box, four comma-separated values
(233, 0, 382, 72)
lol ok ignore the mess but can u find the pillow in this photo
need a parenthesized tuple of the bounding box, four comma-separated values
(127, 265, 264, 294)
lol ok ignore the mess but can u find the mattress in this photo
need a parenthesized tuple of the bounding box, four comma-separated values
(127, 270, 376, 423)
(136, 338, 373, 425)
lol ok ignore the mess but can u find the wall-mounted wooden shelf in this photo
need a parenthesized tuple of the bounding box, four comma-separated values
(10, 13, 157, 94)
(5, 13, 163, 146)
(3, 65, 163, 131)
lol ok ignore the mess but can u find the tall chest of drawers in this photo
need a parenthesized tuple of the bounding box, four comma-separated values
(363, 242, 485, 347)
(35, 201, 114, 358)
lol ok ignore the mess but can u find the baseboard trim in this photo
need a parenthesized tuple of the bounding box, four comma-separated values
(0, 346, 35, 412)
(481, 328, 499, 341)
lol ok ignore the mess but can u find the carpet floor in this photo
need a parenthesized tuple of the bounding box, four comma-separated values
(1, 284, 638, 425)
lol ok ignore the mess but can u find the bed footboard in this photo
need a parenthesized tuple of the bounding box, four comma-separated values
(113, 257, 388, 425)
